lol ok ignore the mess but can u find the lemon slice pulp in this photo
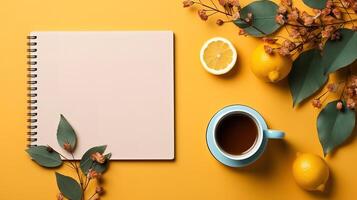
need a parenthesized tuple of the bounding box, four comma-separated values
(200, 37, 237, 75)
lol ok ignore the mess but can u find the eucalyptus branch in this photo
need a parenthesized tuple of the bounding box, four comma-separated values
(27, 116, 110, 200)
(71, 152, 84, 189)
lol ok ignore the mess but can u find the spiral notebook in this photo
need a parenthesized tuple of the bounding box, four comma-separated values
(27, 31, 174, 160)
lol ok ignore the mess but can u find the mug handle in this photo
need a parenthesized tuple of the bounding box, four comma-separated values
(264, 129, 285, 139)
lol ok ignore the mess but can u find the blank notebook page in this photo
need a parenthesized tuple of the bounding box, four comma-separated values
(29, 31, 174, 160)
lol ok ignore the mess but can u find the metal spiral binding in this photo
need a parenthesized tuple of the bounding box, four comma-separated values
(27, 35, 38, 147)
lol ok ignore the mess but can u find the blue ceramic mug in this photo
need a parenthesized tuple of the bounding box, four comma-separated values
(206, 105, 284, 167)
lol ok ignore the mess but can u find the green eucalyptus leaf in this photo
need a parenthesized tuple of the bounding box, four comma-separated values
(234, 20, 250, 28)
(55, 172, 82, 200)
(317, 100, 356, 155)
(323, 29, 357, 74)
(92, 153, 112, 174)
(80, 145, 107, 175)
(289, 49, 328, 106)
(234, 0, 281, 37)
(57, 114, 77, 151)
(26, 146, 62, 168)
(303, 0, 328, 9)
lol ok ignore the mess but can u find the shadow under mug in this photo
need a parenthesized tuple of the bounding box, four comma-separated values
(206, 105, 284, 167)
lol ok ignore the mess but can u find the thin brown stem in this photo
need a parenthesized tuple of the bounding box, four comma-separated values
(207, 11, 218, 16)
(71, 152, 84, 199)
(340, 82, 347, 100)
(238, 19, 267, 35)
(229, 5, 234, 16)
(286, 23, 306, 27)
(272, 35, 298, 42)
(338, 0, 355, 26)
(193, 1, 266, 35)
(209, 0, 218, 9)
(83, 178, 92, 191)
(284, 26, 304, 43)
(87, 192, 97, 200)
(324, 19, 357, 26)
(340, 71, 351, 99)
(317, 90, 329, 100)
(54, 150, 70, 160)
(284, 25, 291, 36)
(289, 30, 322, 55)
(63, 162, 75, 169)
(83, 162, 94, 190)
(223, 20, 233, 23)
(286, 19, 357, 28)
(83, 174, 88, 190)
(194, 1, 232, 16)
(50, 146, 77, 169)
(341, 11, 357, 14)
(289, 41, 304, 53)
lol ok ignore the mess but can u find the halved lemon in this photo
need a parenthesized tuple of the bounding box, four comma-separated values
(200, 37, 237, 75)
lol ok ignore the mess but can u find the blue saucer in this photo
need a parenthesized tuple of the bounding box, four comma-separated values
(206, 105, 268, 167)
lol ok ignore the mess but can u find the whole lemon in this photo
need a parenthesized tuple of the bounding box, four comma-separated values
(251, 44, 292, 82)
(292, 153, 329, 192)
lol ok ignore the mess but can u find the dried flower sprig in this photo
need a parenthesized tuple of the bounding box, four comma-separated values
(342, 74, 357, 109)
(26, 115, 111, 200)
(183, 0, 357, 155)
(183, 0, 267, 34)
(311, 73, 357, 111)
(262, 0, 357, 57)
(183, 0, 357, 56)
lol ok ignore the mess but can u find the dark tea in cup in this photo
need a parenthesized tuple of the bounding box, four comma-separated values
(207, 105, 285, 167)
(215, 114, 258, 156)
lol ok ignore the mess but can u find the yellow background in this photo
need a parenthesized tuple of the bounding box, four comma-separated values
(1, 0, 357, 199)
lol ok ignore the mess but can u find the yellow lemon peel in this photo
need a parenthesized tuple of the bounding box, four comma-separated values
(251, 44, 292, 82)
(292, 153, 329, 192)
